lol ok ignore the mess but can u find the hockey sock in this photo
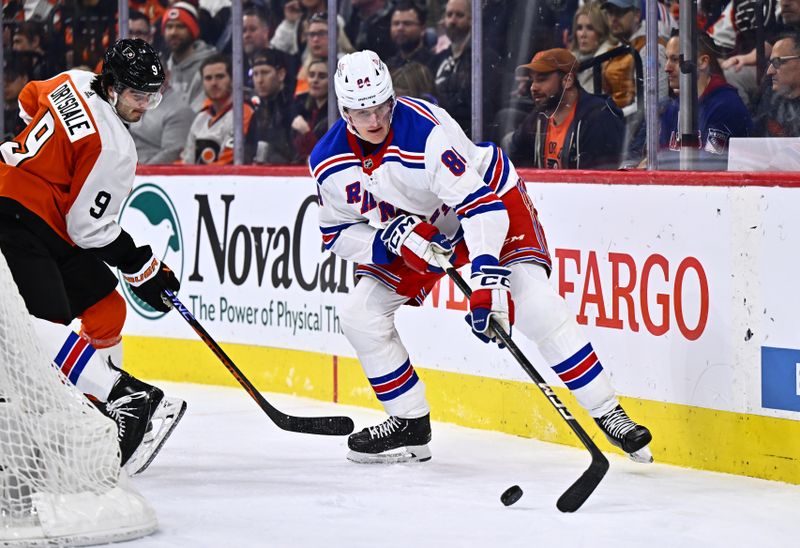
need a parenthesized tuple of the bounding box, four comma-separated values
(340, 277, 430, 418)
(30, 317, 120, 401)
(510, 263, 618, 418)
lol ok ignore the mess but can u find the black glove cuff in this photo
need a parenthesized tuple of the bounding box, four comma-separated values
(94, 231, 153, 273)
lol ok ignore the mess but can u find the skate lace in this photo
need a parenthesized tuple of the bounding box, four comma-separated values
(600, 407, 636, 439)
(368, 416, 402, 439)
(105, 392, 148, 440)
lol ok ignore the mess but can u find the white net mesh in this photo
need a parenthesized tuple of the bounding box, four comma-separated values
(0, 251, 157, 546)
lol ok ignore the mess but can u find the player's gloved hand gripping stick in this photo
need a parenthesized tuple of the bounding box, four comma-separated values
(381, 214, 454, 274)
(162, 290, 354, 436)
(432, 254, 608, 513)
(119, 248, 180, 312)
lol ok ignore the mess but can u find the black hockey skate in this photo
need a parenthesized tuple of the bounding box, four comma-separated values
(100, 369, 187, 475)
(102, 370, 165, 467)
(347, 414, 432, 464)
(595, 405, 653, 463)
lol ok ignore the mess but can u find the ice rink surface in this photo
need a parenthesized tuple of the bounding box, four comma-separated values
(124, 383, 796, 548)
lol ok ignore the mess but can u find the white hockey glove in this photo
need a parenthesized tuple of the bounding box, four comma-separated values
(380, 214, 453, 274)
(465, 256, 514, 347)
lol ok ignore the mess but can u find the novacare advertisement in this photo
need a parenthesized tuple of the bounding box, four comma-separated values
(121, 175, 800, 422)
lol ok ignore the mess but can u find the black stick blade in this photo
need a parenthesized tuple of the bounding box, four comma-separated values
(281, 415, 355, 436)
(556, 453, 609, 512)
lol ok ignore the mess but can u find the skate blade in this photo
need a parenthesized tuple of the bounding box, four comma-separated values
(346, 444, 431, 464)
(628, 445, 654, 464)
(125, 397, 187, 476)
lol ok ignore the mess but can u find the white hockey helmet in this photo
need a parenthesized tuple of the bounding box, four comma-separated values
(334, 50, 395, 121)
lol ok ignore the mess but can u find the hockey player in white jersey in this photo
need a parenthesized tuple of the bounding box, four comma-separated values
(310, 50, 653, 464)
(0, 39, 186, 474)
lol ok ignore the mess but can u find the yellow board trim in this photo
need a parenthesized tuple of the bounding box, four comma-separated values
(126, 336, 800, 484)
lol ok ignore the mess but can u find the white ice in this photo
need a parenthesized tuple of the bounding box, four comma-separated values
(120, 383, 796, 548)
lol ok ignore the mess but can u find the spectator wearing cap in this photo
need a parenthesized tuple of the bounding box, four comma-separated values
(249, 49, 294, 164)
(181, 54, 256, 164)
(163, 1, 217, 112)
(601, 0, 667, 113)
(508, 48, 624, 170)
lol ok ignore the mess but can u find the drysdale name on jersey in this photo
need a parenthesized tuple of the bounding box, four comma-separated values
(48, 79, 95, 142)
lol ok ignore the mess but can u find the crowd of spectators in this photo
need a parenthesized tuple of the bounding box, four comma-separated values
(2, 0, 800, 169)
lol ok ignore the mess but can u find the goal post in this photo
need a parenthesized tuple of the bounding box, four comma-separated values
(0, 251, 158, 546)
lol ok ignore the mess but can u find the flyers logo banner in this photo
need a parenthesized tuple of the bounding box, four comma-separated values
(117, 183, 184, 319)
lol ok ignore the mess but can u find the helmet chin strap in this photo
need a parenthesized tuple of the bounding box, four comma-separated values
(109, 88, 118, 108)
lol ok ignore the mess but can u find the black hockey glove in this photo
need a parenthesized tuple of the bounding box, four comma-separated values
(119, 247, 179, 312)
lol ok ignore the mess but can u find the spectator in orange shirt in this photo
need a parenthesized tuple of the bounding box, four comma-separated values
(508, 48, 624, 170)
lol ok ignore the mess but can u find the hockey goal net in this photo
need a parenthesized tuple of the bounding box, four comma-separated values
(0, 252, 157, 546)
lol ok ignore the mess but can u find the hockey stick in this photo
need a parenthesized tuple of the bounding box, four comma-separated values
(163, 290, 354, 436)
(434, 256, 608, 512)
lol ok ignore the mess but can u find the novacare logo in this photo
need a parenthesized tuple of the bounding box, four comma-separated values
(117, 183, 184, 319)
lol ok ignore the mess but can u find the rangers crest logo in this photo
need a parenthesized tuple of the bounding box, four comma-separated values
(704, 128, 730, 155)
(363, 158, 374, 169)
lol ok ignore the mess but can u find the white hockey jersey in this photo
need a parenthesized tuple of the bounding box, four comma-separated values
(0, 70, 137, 250)
(310, 97, 520, 265)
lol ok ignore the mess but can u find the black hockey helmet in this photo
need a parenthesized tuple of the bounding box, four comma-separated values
(102, 38, 164, 93)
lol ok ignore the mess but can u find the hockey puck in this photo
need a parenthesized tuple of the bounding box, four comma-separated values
(500, 485, 523, 506)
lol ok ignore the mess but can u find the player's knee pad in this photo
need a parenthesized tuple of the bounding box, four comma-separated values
(510, 263, 574, 345)
(340, 278, 405, 350)
(79, 290, 126, 348)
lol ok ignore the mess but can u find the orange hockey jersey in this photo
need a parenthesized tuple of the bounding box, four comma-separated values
(0, 70, 137, 250)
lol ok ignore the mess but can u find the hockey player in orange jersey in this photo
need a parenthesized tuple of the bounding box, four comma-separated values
(0, 38, 185, 475)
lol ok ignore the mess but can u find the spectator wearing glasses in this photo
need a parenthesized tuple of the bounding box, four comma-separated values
(292, 13, 354, 96)
(270, 0, 336, 57)
(754, 33, 800, 137)
(655, 32, 752, 170)
(385, 0, 435, 71)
